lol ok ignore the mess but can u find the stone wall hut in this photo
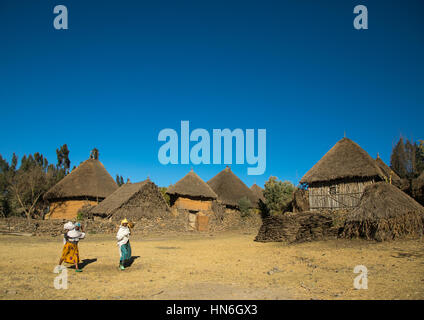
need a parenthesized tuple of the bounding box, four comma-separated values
(299, 138, 385, 211)
(166, 169, 217, 230)
(207, 166, 258, 210)
(89, 179, 169, 221)
(44, 157, 118, 219)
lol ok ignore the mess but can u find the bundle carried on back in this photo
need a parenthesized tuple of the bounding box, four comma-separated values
(342, 182, 424, 241)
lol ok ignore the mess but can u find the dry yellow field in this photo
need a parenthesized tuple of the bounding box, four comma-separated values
(0, 231, 423, 300)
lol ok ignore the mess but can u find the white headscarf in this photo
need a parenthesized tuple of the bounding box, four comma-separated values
(64, 221, 75, 230)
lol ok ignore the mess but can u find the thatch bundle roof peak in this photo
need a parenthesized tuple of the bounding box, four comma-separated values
(44, 158, 118, 200)
(167, 170, 217, 199)
(207, 167, 257, 207)
(300, 137, 385, 184)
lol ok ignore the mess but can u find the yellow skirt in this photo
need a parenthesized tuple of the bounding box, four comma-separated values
(61, 242, 80, 264)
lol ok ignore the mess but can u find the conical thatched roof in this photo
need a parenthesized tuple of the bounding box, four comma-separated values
(167, 170, 217, 199)
(375, 155, 401, 184)
(90, 179, 169, 220)
(342, 182, 424, 241)
(44, 159, 118, 200)
(250, 184, 265, 202)
(207, 167, 258, 207)
(300, 138, 385, 184)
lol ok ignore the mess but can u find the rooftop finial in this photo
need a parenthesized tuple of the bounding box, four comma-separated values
(90, 148, 99, 160)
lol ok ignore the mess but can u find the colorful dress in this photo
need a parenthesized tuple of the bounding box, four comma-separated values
(117, 226, 131, 265)
(61, 229, 85, 264)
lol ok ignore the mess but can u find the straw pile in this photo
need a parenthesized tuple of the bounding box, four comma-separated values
(292, 188, 309, 213)
(342, 182, 424, 241)
(255, 211, 337, 243)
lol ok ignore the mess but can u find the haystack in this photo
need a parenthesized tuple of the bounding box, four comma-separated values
(342, 182, 424, 241)
(255, 212, 337, 243)
(44, 158, 118, 219)
(292, 188, 310, 212)
(300, 137, 385, 211)
(207, 166, 258, 208)
(90, 179, 169, 221)
(250, 184, 265, 203)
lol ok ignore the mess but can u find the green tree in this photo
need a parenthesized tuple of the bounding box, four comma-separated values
(391, 137, 408, 178)
(0, 155, 11, 217)
(116, 174, 125, 187)
(1, 145, 71, 219)
(416, 140, 424, 176)
(238, 196, 252, 217)
(8, 163, 51, 219)
(263, 176, 294, 214)
(56, 144, 71, 179)
(159, 187, 170, 206)
(391, 137, 423, 179)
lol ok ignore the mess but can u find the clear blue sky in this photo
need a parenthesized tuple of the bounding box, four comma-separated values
(0, 0, 423, 188)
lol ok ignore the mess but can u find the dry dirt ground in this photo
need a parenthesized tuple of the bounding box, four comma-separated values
(0, 231, 423, 300)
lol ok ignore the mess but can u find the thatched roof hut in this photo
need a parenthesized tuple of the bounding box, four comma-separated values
(300, 138, 385, 211)
(167, 169, 217, 200)
(342, 182, 424, 241)
(300, 138, 385, 184)
(207, 166, 258, 208)
(166, 169, 218, 216)
(250, 184, 265, 203)
(90, 179, 169, 220)
(45, 159, 118, 201)
(44, 158, 118, 219)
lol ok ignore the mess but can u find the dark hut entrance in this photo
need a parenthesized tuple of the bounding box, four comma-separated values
(188, 210, 210, 231)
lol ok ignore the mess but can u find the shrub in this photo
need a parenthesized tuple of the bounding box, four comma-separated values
(263, 176, 295, 215)
(238, 196, 252, 217)
(159, 187, 171, 206)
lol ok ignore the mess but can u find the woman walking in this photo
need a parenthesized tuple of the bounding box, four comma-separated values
(116, 219, 132, 270)
(58, 222, 86, 272)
